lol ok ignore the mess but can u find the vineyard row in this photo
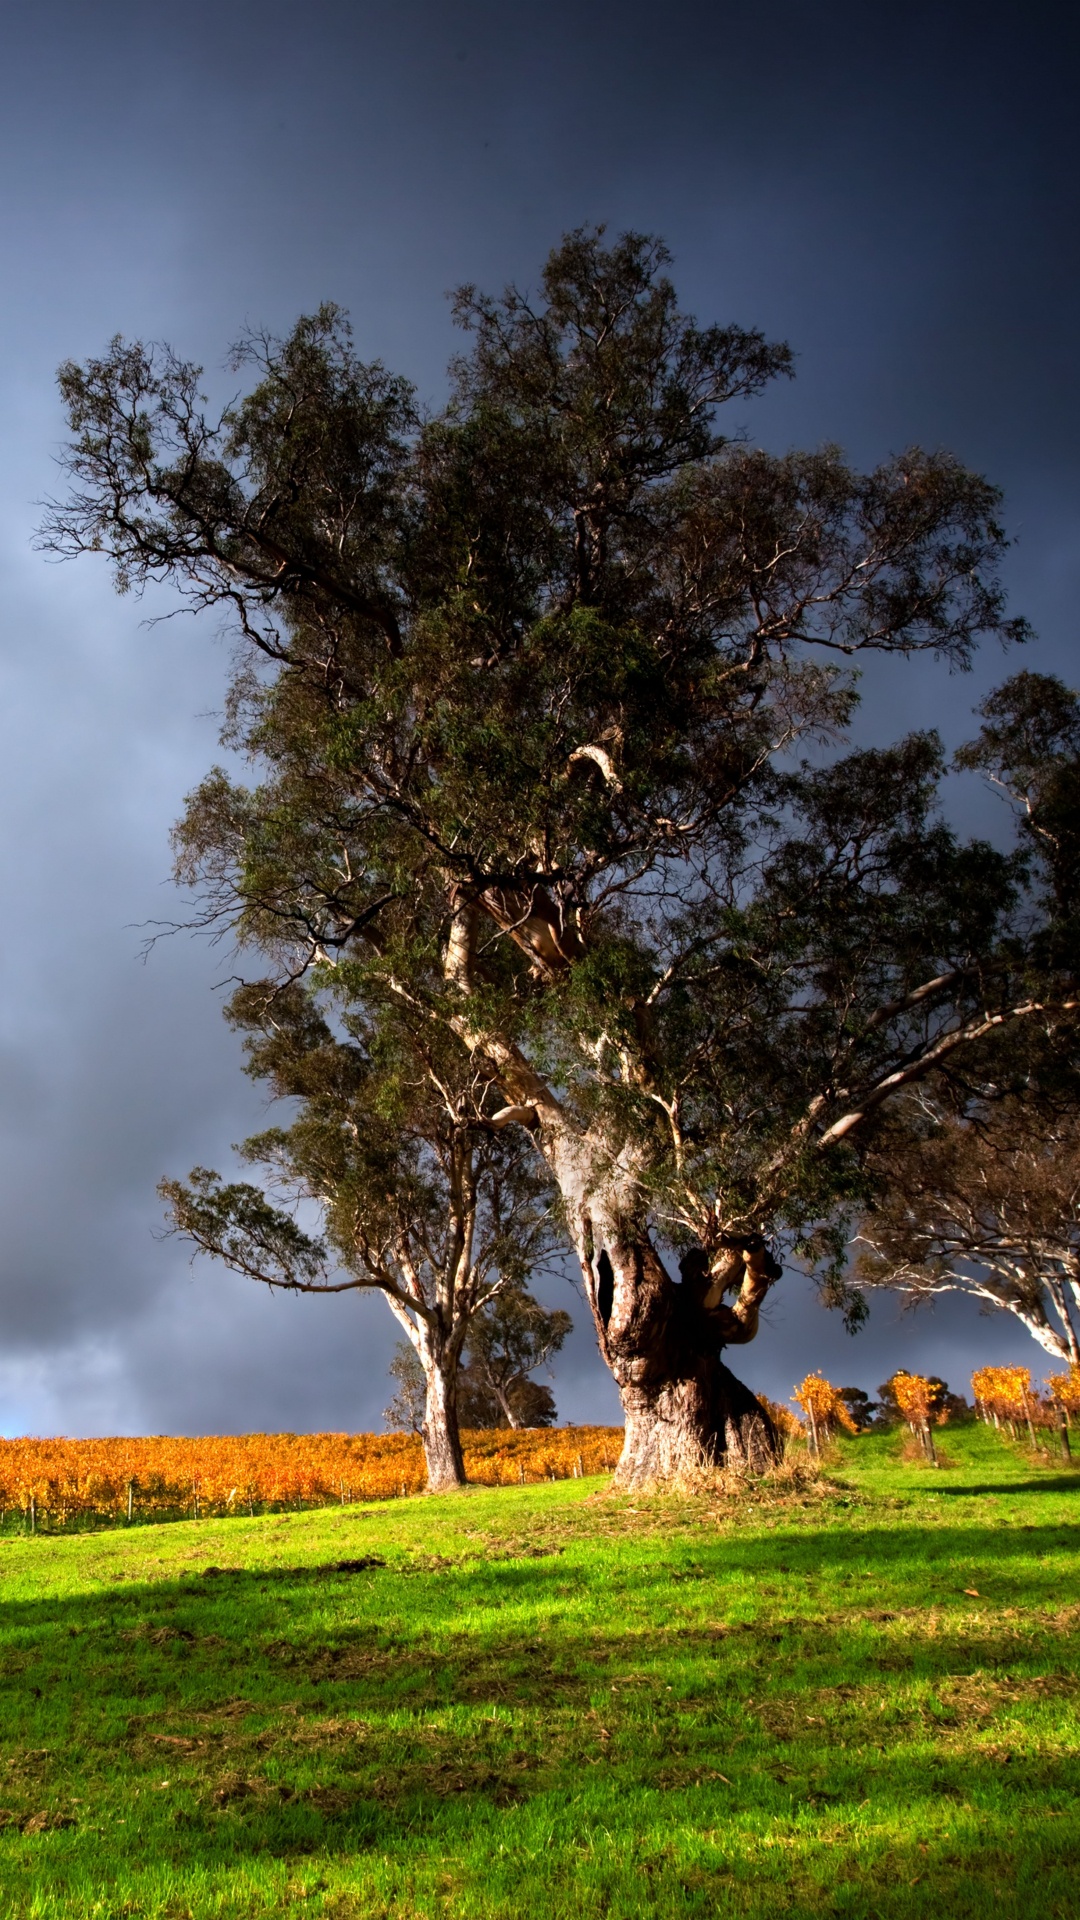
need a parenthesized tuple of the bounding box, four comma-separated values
(0, 1427, 623, 1529)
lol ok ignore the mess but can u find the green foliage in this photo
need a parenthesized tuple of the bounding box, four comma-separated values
(159, 1165, 328, 1288)
(160, 979, 559, 1488)
(47, 224, 1073, 1391)
(957, 671, 1080, 954)
(461, 1284, 572, 1427)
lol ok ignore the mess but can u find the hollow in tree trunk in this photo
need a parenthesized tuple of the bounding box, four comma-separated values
(577, 1221, 782, 1488)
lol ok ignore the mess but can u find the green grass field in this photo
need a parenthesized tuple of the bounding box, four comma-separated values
(0, 1423, 1075, 1918)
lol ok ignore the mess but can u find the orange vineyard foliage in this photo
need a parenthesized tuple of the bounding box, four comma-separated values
(791, 1373, 857, 1442)
(0, 1427, 623, 1527)
(1045, 1366, 1080, 1421)
(890, 1372, 938, 1428)
(757, 1395, 803, 1440)
(973, 1363, 1079, 1439)
(971, 1365, 1034, 1424)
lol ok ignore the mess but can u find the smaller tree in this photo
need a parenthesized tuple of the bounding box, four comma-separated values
(1045, 1365, 1080, 1428)
(383, 1344, 427, 1435)
(888, 1371, 944, 1464)
(461, 1286, 572, 1429)
(791, 1373, 857, 1456)
(856, 674, 1080, 1362)
(162, 984, 558, 1491)
(971, 1364, 1039, 1445)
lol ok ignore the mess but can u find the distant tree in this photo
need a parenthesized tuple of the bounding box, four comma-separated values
(161, 984, 557, 1491)
(482, 1376, 557, 1428)
(874, 1372, 967, 1427)
(837, 1387, 877, 1431)
(383, 1342, 426, 1435)
(461, 1285, 572, 1428)
(51, 230, 1077, 1486)
(875, 1373, 937, 1425)
(384, 1285, 571, 1432)
(792, 1373, 857, 1455)
(857, 675, 1080, 1364)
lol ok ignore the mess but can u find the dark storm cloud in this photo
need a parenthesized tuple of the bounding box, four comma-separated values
(0, 0, 1076, 1434)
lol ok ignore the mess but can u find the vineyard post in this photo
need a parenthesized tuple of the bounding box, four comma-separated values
(126, 1480, 134, 1524)
(922, 1420, 938, 1467)
(807, 1406, 819, 1459)
(1020, 1387, 1038, 1451)
(1056, 1405, 1071, 1463)
(192, 1480, 199, 1522)
(28, 1496, 35, 1535)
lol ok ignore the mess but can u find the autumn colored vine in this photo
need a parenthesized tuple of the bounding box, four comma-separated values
(0, 1427, 621, 1527)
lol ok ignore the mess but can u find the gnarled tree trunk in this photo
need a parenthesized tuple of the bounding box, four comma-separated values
(595, 1238, 780, 1487)
(452, 1024, 783, 1488)
(617, 1356, 780, 1484)
(550, 1138, 782, 1486)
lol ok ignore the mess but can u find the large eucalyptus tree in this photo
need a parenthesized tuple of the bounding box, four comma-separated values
(48, 228, 1069, 1483)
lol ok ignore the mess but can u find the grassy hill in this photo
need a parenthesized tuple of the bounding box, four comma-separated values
(0, 1424, 1075, 1918)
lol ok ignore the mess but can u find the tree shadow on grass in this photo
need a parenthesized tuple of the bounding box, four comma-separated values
(0, 1535, 1076, 1911)
(921, 1477, 1079, 1496)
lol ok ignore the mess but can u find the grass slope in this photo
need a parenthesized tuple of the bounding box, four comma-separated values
(0, 1424, 1075, 1918)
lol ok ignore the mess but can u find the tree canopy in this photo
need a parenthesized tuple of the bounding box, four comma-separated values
(47, 227, 1075, 1483)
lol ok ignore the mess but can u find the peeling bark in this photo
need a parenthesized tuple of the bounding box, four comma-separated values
(420, 1350, 468, 1491)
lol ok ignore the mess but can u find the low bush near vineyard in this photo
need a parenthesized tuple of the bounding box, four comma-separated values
(0, 1427, 622, 1529)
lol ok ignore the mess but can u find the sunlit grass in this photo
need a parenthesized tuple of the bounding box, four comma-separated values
(0, 1423, 1075, 1916)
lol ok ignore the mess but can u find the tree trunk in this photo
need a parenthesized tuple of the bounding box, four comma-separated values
(492, 1381, 523, 1429)
(481, 1098, 783, 1487)
(617, 1351, 780, 1484)
(568, 1204, 781, 1487)
(421, 1355, 468, 1492)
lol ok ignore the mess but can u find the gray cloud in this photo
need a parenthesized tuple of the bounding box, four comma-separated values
(0, 0, 1075, 1436)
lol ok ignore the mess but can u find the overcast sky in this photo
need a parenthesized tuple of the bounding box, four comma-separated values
(0, 0, 1076, 1437)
